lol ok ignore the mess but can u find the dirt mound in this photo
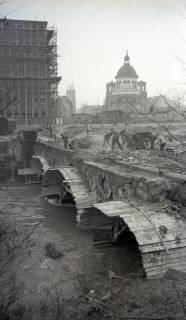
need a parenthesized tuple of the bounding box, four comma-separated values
(45, 242, 63, 259)
(169, 182, 186, 206)
(73, 137, 92, 149)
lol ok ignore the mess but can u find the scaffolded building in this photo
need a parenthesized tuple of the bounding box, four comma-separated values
(0, 19, 61, 125)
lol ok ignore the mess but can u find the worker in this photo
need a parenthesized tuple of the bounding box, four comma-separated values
(86, 121, 91, 137)
(103, 128, 114, 152)
(68, 140, 74, 150)
(120, 124, 128, 147)
(150, 133, 159, 149)
(60, 133, 68, 148)
(111, 130, 123, 152)
(49, 127, 53, 138)
(155, 134, 166, 151)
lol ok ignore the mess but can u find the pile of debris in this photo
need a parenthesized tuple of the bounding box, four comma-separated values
(156, 204, 181, 219)
(169, 182, 186, 207)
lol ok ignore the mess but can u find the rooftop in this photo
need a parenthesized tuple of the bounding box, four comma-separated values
(115, 52, 138, 79)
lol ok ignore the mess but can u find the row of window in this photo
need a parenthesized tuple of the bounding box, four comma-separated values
(6, 111, 46, 118)
(0, 30, 47, 45)
(116, 80, 137, 90)
(0, 65, 48, 77)
(0, 46, 48, 57)
(0, 22, 46, 30)
(108, 81, 146, 93)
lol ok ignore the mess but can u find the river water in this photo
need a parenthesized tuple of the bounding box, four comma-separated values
(0, 180, 142, 303)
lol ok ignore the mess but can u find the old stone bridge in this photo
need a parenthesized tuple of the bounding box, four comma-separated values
(29, 140, 186, 278)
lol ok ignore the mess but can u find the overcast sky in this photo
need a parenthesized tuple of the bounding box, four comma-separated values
(1, 0, 186, 108)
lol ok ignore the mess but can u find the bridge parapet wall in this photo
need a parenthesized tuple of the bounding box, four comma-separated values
(34, 141, 75, 167)
(81, 161, 171, 203)
(34, 142, 171, 203)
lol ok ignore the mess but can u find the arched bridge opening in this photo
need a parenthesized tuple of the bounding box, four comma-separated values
(79, 204, 144, 278)
(42, 166, 97, 210)
(31, 155, 49, 176)
(42, 168, 75, 205)
(18, 155, 49, 183)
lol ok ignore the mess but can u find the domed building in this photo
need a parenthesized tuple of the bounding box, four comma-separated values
(105, 52, 147, 113)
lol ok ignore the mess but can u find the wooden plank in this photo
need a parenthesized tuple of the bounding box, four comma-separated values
(145, 260, 186, 277)
(121, 212, 183, 229)
(93, 201, 130, 210)
(140, 239, 186, 253)
(143, 254, 186, 270)
(143, 249, 186, 265)
(18, 168, 39, 175)
(142, 247, 186, 264)
(136, 229, 186, 246)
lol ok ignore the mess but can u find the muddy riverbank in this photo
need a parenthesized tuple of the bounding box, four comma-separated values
(0, 181, 140, 318)
(0, 181, 186, 319)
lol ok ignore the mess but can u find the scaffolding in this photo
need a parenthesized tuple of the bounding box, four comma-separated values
(0, 19, 61, 125)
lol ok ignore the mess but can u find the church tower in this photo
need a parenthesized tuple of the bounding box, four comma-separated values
(66, 84, 76, 114)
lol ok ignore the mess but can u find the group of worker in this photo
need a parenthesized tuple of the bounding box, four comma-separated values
(103, 129, 123, 152)
(103, 126, 167, 153)
(47, 123, 167, 152)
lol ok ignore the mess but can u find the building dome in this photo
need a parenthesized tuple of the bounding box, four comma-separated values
(115, 52, 138, 79)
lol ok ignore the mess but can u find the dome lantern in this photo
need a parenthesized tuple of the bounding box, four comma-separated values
(124, 50, 130, 64)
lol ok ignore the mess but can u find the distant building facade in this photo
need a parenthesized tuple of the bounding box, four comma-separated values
(105, 51, 147, 113)
(66, 84, 76, 114)
(56, 96, 74, 124)
(0, 19, 61, 125)
(78, 103, 104, 114)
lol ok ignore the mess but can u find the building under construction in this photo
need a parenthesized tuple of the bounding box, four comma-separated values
(0, 18, 61, 125)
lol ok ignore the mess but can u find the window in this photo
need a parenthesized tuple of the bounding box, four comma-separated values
(33, 63, 38, 76)
(117, 81, 121, 90)
(17, 23, 22, 29)
(33, 87, 38, 102)
(11, 31, 17, 44)
(132, 81, 136, 89)
(40, 87, 45, 100)
(126, 81, 130, 89)
(40, 34, 45, 45)
(17, 65, 25, 76)
(24, 23, 29, 29)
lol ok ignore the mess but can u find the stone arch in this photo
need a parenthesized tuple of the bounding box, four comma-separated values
(42, 168, 71, 203)
(42, 168, 66, 187)
(31, 155, 49, 174)
(93, 201, 186, 278)
(42, 166, 97, 210)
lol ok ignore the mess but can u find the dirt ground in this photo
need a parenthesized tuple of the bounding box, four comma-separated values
(39, 123, 186, 173)
(1, 181, 186, 319)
